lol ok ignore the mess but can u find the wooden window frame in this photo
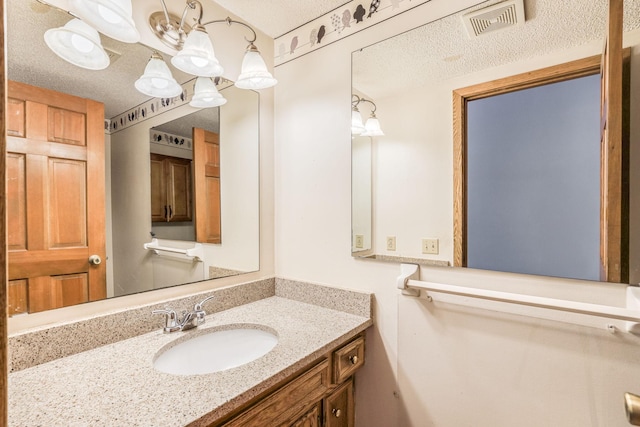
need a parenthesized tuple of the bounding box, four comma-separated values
(453, 51, 629, 282)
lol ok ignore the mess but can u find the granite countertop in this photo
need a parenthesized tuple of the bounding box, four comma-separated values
(9, 296, 372, 427)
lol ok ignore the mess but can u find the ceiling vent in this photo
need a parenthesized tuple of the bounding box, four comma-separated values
(462, 0, 525, 38)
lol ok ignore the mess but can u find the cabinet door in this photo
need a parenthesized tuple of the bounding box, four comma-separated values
(289, 402, 321, 427)
(150, 155, 167, 222)
(166, 157, 192, 221)
(150, 154, 192, 222)
(325, 379, 354, 427)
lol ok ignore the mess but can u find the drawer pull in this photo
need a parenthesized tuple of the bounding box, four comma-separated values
(332, 408, 342, 418)
(349, 355, 358, 365)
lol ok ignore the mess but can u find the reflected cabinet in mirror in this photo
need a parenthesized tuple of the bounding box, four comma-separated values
(351, 0, 640, 284)
(6, 1, 260, 316)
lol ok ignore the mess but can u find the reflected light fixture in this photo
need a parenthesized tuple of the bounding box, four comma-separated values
(352, 95, 384, 137)
(351, 106, 365, 135)
(135, 52, 183, 98)
(44, 18, 110, 70)
(190, 77, 227, 108)
(69, 0, 140, 43)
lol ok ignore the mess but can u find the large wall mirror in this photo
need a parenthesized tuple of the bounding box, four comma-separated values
(7, 1, 260, 316)
(352, 0, 640, 284)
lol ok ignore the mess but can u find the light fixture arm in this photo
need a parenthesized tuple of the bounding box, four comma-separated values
(200, 17, 258, 44)
(352, 94, 378, 115)
(180, 0, 203, 29)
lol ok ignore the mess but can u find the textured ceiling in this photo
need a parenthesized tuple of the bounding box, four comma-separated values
(211, 0, 351, 38)
(8, 0, 640, 120)
(153, 107, 220, 137)
(7, 1, 195, 118)
(353, 0, 640, 101)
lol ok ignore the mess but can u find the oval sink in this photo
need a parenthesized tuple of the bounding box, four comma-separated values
(153, 327, 278, 375)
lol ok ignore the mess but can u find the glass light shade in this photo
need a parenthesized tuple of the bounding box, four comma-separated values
(235, 47, 277, 90)
(135, 54, 182, 98)
(351, 109, 365, 135)
(44, 18, 109, 70)
(171, 27, 223, 77)
(69, 0, 139, 43)
(190, 77, 227, 108)
(361, 116, 384, 137)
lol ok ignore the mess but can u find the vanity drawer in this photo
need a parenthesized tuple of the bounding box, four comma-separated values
(223, 359, 330, 427)
(332, 336, 365, 384)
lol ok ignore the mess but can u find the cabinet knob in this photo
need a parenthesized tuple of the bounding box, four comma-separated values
(88, 255, 102, 265)
(332, 408, 341, 418)
(349, 355, 358, 365)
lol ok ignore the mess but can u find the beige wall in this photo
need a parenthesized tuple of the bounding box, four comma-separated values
(274, 3, 640, 427)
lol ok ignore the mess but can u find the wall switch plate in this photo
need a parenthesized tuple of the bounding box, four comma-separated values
(355, 234, 364, 249)
(422, 238, 439, 254)
(386, 236, 396, 251)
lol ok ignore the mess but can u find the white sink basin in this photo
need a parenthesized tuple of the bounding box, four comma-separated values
(153, 327, 278, 375)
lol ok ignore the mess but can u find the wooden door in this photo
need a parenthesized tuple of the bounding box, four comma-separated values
(193, 128, 221, 244)
(6, 80, 106, 315)
(600, 0, 629, 282)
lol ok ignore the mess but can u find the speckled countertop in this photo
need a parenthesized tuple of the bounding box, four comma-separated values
(9, 295, 372, 427)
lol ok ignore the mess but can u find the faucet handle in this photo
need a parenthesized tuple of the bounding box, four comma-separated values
(152, 309, 181, 333)
(194, 295, 215, 312)
(193, 295, 215, 324)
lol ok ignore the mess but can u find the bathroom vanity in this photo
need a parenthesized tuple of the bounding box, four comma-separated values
(8, 279, 372, 426)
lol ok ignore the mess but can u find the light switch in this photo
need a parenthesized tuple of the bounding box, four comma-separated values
(422, 238, 439, 255)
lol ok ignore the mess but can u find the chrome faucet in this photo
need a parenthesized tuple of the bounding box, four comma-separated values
(152, 295, 215, 333)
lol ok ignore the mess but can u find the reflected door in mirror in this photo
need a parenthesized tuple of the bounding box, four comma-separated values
(6, 81, 106, 315)
(193, 128, 221, 244)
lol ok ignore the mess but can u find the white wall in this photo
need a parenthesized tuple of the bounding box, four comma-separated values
(274, 3, 640, 427)
(203, 86, 261, 273)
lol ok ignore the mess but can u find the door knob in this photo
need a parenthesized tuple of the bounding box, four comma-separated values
(88, 255, 102, 265)
(625, 393, 640, 425)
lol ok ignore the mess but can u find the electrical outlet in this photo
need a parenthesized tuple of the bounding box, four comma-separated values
(386, 236, 396, 251)
(355, 234, 364, 249)
(422, 238, 439, 255)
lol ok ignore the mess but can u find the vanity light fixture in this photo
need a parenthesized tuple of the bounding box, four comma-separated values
(42, 0, 275, 104)
(189, 77, 227, 108)
(44, 18, 110, 70)
(135, 51, 183, 98)
(150, 0, 277, 89)
(69, 0, 140, 43)
(352, 95, 384, 136)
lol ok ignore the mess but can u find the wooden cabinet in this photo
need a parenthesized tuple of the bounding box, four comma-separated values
(291, 403, 321, 427)
(211, 334, 365, 427)
(325, 380, 354, 427)
(150, 153, 192, 222)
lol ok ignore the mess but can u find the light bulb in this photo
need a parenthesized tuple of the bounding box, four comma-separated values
(151, 78, 169, 89)
(70, 33, 94, 53)
(97, 4, 122, 24)
(191, 57, 209, 68)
